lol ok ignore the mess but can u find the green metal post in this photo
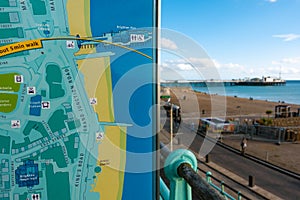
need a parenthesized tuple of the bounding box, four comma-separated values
(237, 192, 242, 200)
(206, 171, 212, 183)
(164, 149, 197, 200)
(221, 181, 225, 195)
(160, 177, 170, 200)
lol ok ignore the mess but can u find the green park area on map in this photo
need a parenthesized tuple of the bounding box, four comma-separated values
(0, 73, 21, 92)
(0, 73, 20, 113)
(0, 94, 18, 113)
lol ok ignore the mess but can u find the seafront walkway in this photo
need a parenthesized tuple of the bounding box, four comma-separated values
(160, 120, 300, 199)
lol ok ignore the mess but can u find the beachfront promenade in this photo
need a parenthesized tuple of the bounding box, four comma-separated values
(159, 86, 300, 199)
(160, 121, 300, 199)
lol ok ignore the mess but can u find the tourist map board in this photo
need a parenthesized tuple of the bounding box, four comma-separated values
(0, 0, 158, 199)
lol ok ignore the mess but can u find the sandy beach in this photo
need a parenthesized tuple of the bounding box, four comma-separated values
(168, 87, 300, 118)
(164, 87, 300, 174)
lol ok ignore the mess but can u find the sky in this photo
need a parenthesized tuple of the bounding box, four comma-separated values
(161, 0, 300, 80)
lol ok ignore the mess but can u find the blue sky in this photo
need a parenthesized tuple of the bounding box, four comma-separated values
(161, 0, 300, 80)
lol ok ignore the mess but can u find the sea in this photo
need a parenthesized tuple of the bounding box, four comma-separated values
(163, 80, 300, 105)
(89, 2, 156, 198)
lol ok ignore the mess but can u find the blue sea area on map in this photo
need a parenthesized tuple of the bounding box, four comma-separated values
(108, 48, 154, 137)
(90, 0, 154, 36)
(108, 48, 155, 200)
(90, 1, 156, 198)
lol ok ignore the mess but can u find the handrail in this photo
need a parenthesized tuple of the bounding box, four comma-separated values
(177, 163, 224, 200)
(206, 171, 249, 200)
(160, 142, 253, 200)
(161, 144, 225, 200)
(197, 167, 250, 200)
(206, 172, 238, 200)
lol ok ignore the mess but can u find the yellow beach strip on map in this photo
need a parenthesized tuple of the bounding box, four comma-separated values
(77, 57, 115, 122)
(66, 1, 126, 199)
(77, 56, 126, 199)
(66, 0, 92, 37)
(93, 125, 126, 200)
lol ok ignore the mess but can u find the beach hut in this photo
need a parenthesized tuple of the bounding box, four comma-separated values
(198, 117, 235, 135)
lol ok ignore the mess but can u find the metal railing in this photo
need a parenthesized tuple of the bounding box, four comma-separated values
(160, 177, 170, 200)
(205, 171, 246, 200)
(160, 142, 225, 200)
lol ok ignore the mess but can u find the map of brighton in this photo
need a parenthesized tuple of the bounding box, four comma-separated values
(0, 0, 156, 199)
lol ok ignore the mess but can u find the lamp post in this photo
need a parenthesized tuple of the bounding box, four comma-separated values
(237, 106, 241, 121)
(170, 104, 173, 151)
(237, 106, 241, 132)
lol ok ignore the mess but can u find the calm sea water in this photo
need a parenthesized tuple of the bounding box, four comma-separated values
(191, 80, 300, 105)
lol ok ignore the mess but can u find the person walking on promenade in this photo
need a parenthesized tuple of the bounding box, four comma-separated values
(241, 137, 247, 155)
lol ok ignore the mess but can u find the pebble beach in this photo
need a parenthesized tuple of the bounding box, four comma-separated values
(165, 87, 300, 174)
